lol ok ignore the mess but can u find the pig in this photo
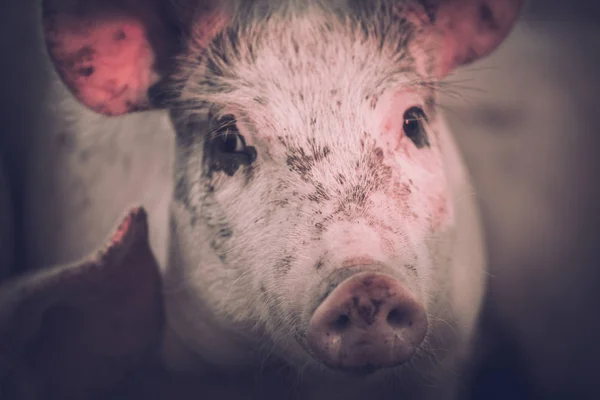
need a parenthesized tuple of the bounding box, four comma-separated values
(41, 0, 525, 398)
(0, 207, 165, 400)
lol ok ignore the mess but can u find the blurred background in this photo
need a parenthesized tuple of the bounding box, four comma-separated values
(1, 0, 599, 399)
(440, 2, 600, 399)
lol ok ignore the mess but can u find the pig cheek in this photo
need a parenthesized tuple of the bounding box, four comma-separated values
(385, 129, 451, 229)
(45, 16, 158, 115)
(429, 192, 453, 231)
(388, 158, 451, 232)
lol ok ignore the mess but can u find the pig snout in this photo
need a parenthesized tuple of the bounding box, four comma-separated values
(306, 272, 427, 373)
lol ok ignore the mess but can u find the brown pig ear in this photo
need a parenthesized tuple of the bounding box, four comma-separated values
(42, 0, 227, 116)
(417, 0, 526, 78)
(0, 207, 164, 399)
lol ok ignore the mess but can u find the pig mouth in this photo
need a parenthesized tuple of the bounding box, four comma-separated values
(291, 329, 430, 381)
(292, 332, 423, 379)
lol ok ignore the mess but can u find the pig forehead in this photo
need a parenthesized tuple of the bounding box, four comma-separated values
(177, 1, 436, 118)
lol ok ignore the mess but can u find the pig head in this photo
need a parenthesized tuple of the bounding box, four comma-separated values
(40, 0, 525, 395)
(0, 207, 164, 399)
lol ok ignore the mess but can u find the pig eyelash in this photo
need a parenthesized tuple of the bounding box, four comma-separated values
(402, 106, 430, 149)
(213, 114, 247, 153)
(203, 113, 258, 177)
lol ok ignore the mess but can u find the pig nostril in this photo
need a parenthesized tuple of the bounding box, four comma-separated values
(387, 308, 410, 328)
(331, 314, 351, 332)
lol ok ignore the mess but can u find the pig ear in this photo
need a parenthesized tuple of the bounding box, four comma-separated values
(0, 207, 164, 399)
(418, 0, 525, 77)
(42, 0, 226, 116)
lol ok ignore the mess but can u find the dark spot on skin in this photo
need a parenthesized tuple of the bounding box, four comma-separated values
(274, 196, 290, 207)
(173, 166, 192, 209)
(405, 264, 417, 275)
(254, 96, 268, 106)
(77, 66, 94, 76)
(310, 140, 393, 232)
(113, 29, 126, 41)
(367, 148, 392, 187)
(307, 182, 331, 204)
(75, 45, 95, 62)
(285, 139, 331, 182)
(275, 255, 295, 275)
(199, 178, 233, 262)
(210, 235, 229, 262)
(370, 95, 378, 110)
(345, 185, 368, 207)
(315, 259, 324, 270)
(218, 227, 233, 238)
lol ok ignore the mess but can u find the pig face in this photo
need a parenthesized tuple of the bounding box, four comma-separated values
(166, 2, 451, 370)
(43, 0, 524, 380)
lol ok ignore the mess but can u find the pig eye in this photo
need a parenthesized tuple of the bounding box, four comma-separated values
(402, 106, 430, 148)
(217, 130, 248, 154)
(204, 114, 257, 177)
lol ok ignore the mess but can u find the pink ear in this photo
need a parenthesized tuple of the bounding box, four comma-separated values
(42, 0, 181, 116)
(424, 0, 525, 77)
(42, 0, 227, 117)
